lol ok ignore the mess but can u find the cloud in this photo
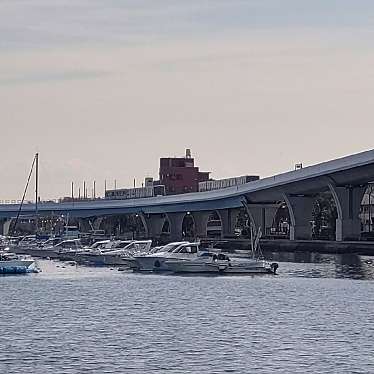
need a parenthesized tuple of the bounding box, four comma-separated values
(0, 69, 109, 86)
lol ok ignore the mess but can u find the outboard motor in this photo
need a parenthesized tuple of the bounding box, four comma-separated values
(270, 262, 279, 274)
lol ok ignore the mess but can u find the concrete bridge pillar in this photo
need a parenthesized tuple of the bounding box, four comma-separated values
(93, 217, 105, 230)
(78, 218, 92, 233)
(218, 209, 240, 238)
(0, 219, 7, 235)
(192, 211, 211, 239)
(328, 183, 366, 241)
(3, 218, 15, 236)
(243, 203, 278, 236)
(143, 214, 166, 240)
(167, 212, 186, 241)
(283, 194, 315, 240)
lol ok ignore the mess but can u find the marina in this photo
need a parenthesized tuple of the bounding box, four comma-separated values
(3, 234, 279, 275)
(2, 1, 374, 372)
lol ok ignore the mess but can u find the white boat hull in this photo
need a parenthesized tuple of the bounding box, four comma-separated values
(165, 259, 278, 275)
(165, 260, 225, 273)
(0, 259, 37, 274)
(134, 256, 169, 271)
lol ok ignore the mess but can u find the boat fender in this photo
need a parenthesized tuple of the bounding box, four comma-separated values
(154, 260, 161, 268)
(271, 263, 278, 274)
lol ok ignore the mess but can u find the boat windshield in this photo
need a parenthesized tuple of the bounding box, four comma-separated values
(56, 240, 82, 249)
(163, 242, 188, 252)
(42, 238, 62, 247)
(113, 241, 133, 249)
(91, 241, 111, 249)
(174, 245, 198, 254)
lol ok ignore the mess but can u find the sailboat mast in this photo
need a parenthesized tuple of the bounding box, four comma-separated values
(35, 152, 39, 217)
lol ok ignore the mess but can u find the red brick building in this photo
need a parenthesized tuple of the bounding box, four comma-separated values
(159, 149, 210, 195)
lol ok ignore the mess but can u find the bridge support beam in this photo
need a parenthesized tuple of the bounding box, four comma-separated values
(218, 209, 240, 238)
(143, 214, 166, 240)
(328, 182, 366, 241)
(192, 211, 211, 239)
(283, 194, 314, 240)
(167, 212, 186, 241)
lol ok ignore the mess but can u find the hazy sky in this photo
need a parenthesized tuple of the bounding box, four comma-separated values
(1, 0, 374, 200)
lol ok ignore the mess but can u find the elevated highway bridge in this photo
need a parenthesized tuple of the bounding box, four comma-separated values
(1, 148, 374, 242)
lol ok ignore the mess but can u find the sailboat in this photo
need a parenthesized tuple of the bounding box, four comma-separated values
(219, 227, 279, 274)
(2, 154, 41, 274)
(11, 153, 40, 237)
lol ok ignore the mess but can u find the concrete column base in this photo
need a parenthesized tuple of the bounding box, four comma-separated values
(93, 217, 105, 230)
(167, 212, 186, 242)
(336, 218, 362, 241)
(284, 194, 314, 240)
(246, 206, 278, 235)
(290, 224, 314, 241)
(218, 209, 240, 238)
(0, 219, 4, 235)
(143, 214, 166, 240)
(192, 212, 211, 238)
(78, 218, 92, 233)
(328, 182, 366, 241)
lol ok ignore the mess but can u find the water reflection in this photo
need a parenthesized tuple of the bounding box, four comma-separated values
(263, 250, 374, 280)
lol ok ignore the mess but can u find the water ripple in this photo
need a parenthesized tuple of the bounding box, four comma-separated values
(1, 258, 374, 373)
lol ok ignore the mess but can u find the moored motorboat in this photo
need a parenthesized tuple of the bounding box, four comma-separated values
(53, 239, 87, 261)
(76, 240, 153, 266)
(134, 242, 204, 272)
(163, 227, 279, 275)
(165, 252, 226, 273)
(15, 237, 63, 258)
(165, 253, 278, 274)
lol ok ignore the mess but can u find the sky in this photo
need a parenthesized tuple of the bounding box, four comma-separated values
(1, 0, 374, 201)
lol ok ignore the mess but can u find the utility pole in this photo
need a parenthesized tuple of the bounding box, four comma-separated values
(71, 182, 74, 200)
(93, 180, 96, 199)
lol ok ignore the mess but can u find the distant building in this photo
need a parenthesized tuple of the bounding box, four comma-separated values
(104, 148, 258, 199)
(198, 175, 259, 192)
(105, 179, 166, 200)
(159, 149, 210, 195)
